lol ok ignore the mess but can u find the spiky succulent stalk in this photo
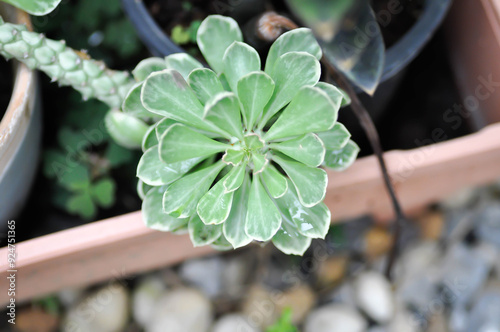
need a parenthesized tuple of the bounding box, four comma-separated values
(127, 15, 360, 255)
(0, 18, 134, 108)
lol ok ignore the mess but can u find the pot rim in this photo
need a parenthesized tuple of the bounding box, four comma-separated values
(0, 4, 36, 172)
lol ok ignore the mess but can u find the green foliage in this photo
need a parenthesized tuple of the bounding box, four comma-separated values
(126, 15, 359, 255)
(42, 92, 136, 220)
(171, 20, 202, 46)
(1, 0, 61, 16)
(266, 308, 299, 332)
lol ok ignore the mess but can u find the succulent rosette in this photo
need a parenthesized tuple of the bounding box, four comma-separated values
(126, 15, 360, 255)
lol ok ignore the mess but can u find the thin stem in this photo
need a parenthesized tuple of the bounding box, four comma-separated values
(321, 56, 406, 280)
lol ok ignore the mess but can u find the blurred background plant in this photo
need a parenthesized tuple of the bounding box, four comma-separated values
(266, 308, 299, 332)
(25, 0, 148, 222)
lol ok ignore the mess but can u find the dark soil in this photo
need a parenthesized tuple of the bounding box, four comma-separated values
(0, 59, 13, 118)
(349, 31, 471, 156)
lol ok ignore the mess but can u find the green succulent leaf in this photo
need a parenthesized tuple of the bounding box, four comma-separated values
(188, 214, 223, 247)
(137, 180, 153, 200)
(122, 82, 153, 119)
(105, 110, 149, 149)
(165, 53, 203, 79)
(163, 161, 225, 218)
(197, 178, 235, 225)
(155, 118, 178, 140)
(211, 234, 235, 250)
(132, 57, 167, 81)
(245, 176, 282, 241)
(142, 69, 220, 134)
(204, 92, 244, 140)
(237, 71, 275, 129)
(276, 180, 331, 239)
(223, 173, 252, 248)
(188, 68, 225, 105)
(265, 28, 322, 75)
(316, 123, 351, 150)
(270, 133, 325, 167)
(137, 145, 202, 186)
(324, 139, 360, 171)
(261, 165, 288, 199)
(314, 82, 344, 110)
(223, 161, 247, 192)
(252, 153, 268, 174)
(143, 186, 188, 231)
(90, 178, 116, 208)
(259, 52, 321, 128)
(272, 154, 327, 207)
(142, 125, 158, 152)
(197, 15, 243, 73)
(223, 41, 261, 93)
(222, 149, 244, 166)
(3, 0, 62, 16)
(265, 86, 337, 141)
(340, 88, 351, 107)
(159, 124, 229, 164)
(272, 218, 312, 256)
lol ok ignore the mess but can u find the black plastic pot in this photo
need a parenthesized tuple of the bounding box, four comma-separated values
(121, 0, 452, 117)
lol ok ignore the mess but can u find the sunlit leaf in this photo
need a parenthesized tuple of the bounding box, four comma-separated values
(264, 86, 337, 141)
(245, 176, 281, 241)
(143, 186, 189, 231)
(324, 139, 360, 171)
(132, 57, 167, 81)
(163, 161, 225, 218)
(259, 52, 321, 128)
(159, 124, 229, 163)
(188, 68, 225, 105)
(276, 180, 331, 239)
(265, 28, 322, 75)
(261, 165, 288, 198)
(188, 214, 223, 247)
(272, 154, 327, 207)
(165, 53, 203, 79)
(197, 178, 234, 225)
(197, 15, 243, 73)
(223, 173, 253, 248)
(316, 123, 351, 150)
(4, 0, 62, 16)
(137, 145, 202, 186)
(223, 41, 260, 93)
(237, 71, 275, 129)
(142, 69, 221, 134)
(270, 133, 325, 167)
(204, 92, 243, 139)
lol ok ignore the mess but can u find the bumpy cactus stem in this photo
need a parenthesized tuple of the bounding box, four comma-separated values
(0, 19, 134, 108)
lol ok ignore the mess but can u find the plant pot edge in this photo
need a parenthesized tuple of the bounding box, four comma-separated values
(0, 4, 42, 226)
